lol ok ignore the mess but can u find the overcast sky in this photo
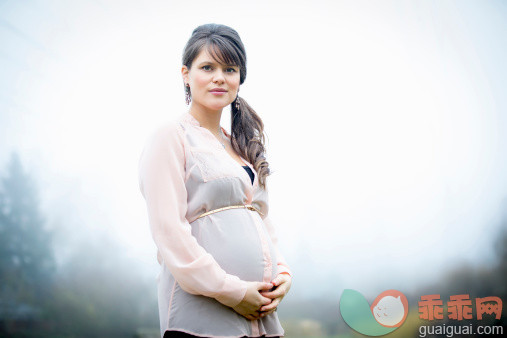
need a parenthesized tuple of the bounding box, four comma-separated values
(1, 0, 506, 299)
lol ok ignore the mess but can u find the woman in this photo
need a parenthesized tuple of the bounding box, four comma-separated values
(138, 23, 292, 338)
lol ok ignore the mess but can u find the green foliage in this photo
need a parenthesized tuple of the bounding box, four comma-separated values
(0, 152, 55, 312)
(0, 152, 159, 337)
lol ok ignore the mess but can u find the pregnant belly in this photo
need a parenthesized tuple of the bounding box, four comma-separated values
(191, 208, 278, 282)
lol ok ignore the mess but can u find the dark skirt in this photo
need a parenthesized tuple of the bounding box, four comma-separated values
(164, 330, 280, 338)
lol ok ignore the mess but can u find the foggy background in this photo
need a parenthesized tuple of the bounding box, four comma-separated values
(1, 0, 506, 337)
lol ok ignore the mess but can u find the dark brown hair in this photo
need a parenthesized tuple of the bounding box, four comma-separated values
(182, 23, 270, 189)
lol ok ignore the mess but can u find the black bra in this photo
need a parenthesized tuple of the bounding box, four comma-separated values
(242, 165, 254, 185)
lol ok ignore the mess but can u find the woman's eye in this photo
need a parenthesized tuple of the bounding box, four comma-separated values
(226, 68, 237, 73)
(202, 65, 212, 71)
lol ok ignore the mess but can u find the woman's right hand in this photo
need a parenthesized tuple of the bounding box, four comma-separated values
(232, 281, 273, 321)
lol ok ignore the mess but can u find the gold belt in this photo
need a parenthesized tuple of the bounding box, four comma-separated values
(196, 204, 264, 220)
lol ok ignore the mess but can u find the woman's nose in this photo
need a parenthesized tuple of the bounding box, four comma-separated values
(212, 69, 225, 84)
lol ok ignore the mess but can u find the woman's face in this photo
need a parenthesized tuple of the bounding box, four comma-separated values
(182, 48, 241, 112)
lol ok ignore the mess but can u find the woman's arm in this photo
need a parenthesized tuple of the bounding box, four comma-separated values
(138, 121, 248, 308)
(262, 215, 293, 279)
(258, 200, 293, 315)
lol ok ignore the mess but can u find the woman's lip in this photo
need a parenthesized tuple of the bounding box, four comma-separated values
(210, 90, 227, 92)
(210, 91, 227, 95)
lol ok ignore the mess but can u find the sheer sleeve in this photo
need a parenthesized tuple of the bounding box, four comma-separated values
(138, 122, 248, 308)
(262, 212, 293, 279)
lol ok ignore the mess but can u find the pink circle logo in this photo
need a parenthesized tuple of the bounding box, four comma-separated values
(370, 289, 409, 328)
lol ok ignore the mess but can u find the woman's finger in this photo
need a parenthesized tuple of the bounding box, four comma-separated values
(259, 308, 276, 318)
(257, 282, 274, 291)
(247, 312, 260, 320)
(260, 288, 282, 299)
(245, 314, 255, 321)
(259, 298, 281, 312)
(262, 283, 288, 297)
(271, 274, 290, 287)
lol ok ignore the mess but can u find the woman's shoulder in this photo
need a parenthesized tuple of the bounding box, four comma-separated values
(150, 115, 188, 141)
(142, 119, 187, 155)
(150, 112, 198, 138)
(142, 112, 202, 156)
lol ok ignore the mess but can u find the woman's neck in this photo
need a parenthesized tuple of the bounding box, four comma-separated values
(188, 103, 223, 136)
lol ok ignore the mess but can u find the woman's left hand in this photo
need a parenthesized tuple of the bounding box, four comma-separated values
(257, 273, 292, 317)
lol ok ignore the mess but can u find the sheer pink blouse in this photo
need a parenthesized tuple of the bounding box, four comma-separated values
(138, 112, 292, 337)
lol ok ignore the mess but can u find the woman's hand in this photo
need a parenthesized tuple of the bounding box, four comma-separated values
(232, 281, 273, 321)
(257, 274, 292, 318)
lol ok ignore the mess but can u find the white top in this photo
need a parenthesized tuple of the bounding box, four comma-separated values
(138, 111, 292, 337)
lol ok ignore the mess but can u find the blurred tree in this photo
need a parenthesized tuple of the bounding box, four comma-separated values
(0, 152, 55, 323)
(0, 151, 159, 337)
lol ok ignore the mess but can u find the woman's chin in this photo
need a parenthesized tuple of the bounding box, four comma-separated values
(203, 102, 231, 111)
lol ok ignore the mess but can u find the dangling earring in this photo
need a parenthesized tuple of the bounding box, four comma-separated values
(185, 84, 191, 105)
(235, 95, 240, 110)
(235, 88, 240, 110)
